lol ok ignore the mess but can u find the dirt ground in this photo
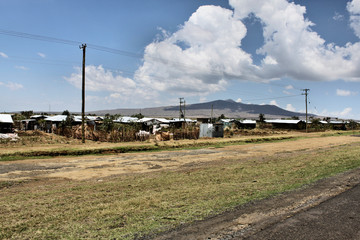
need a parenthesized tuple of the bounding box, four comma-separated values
(1, 132, 360, 239)
(1, 133, 359, 182)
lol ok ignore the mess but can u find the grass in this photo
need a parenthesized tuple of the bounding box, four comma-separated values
(0, 135, 296, 162)
(1, 142, 360, 239)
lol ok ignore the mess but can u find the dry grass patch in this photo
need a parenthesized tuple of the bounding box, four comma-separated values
(2, 142, 360, 239)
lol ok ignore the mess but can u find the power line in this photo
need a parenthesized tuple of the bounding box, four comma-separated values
(0, 29, 81, 46)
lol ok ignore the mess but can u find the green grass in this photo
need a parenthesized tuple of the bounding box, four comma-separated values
(1, 142, 360, 239)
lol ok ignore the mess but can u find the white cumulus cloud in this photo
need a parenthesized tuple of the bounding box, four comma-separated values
(339, 107, 353, 117)
(286, 104, 296, 112)
(348, 0, 360, 38)
(270, 100, 278, 106)
(336, 89, 358, 96)
(65, 0, 360, 106)
(65, 65, 157, 105)
(230, 0, 360, 82)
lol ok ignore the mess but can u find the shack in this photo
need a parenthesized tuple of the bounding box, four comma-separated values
(0, 114, 14, 133)
(199, 123, 224, 138)
(264, 119, 306, 130)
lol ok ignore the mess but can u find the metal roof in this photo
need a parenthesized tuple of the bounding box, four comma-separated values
(0, 114, 14, 124)
(45, 115, 68, 122)
(265, 119, 303, 124)
(240, 120, 256, 124)
(171, 118, 196, 123)
(155, 118, 171, 123)
(30, 115, 49, 119)
(114, 116, 139, 123)
(329, 120, 344, 124)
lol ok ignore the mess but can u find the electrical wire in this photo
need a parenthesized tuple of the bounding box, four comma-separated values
(0, 28, 308, 105)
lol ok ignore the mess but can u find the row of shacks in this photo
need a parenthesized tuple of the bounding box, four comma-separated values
(0, 113, 355, 136)
(19, 115, 197, 133)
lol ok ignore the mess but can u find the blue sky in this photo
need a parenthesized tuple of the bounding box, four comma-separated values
(1, 0, 360, 120)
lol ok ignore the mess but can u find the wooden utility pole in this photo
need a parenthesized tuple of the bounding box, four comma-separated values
(179, 98, 185, 120)
(302, 89, 310, 133)
(80, 43, 87, 143)
(211, 104, 214, 123)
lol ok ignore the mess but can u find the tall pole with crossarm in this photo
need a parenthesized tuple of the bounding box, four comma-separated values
(302, 89, 310, 133)
(80, 44, 86, 143)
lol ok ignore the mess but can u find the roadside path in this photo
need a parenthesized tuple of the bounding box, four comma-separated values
(154, 168, 360, 240)
(245, 183, 360, 240)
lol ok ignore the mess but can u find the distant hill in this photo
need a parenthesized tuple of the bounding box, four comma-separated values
(89, 99, 313, 119)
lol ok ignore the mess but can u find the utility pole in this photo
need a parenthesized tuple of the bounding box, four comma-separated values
(80, 43, 87, 143)
(211, 104, 214, 124)
(302, 89, 310, 133)
(179, 98, 185, 120)
(183, 100, 186, 122)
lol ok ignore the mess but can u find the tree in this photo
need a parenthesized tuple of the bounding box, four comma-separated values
(259, 113, 265, 123)
(62, 110, 71, 116)
(131, 113, 144, 119)
(310, 118, 321, 130)
(218, 114, 226, 119)
(347, 120, 358, 130)
(21, 111, 33, 119)
(100, 114, 115, 132)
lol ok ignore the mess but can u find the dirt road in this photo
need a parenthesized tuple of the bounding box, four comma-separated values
(1, 134, 359, 182)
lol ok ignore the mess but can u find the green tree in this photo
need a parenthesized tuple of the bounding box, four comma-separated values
(21, 111, 33, 119)
(259, 113, 265, 123)
(100, 114, 115, 132)
(218, 114, 226, 120)
(62, 110, 71, 116)
(131, 113, 144, 119)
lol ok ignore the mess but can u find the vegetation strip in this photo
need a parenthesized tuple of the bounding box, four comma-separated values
(0, 136, 295, 161)
(1, 142, 360, 239)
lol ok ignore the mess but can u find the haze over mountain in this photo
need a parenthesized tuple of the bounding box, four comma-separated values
(89, 99, 312, 119)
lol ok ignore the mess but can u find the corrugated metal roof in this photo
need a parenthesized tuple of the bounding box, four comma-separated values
(137, 118, 155, 123)
(240, 120, 256, 124)
(87, 116, 103, 121)
(329, 120, 344, 124)
(0, 114, 14, 124)
(220, 119, 234, 123)
(265, 119, 302, 124)
(45, 115, 68, 122)
(114, 116, 139, 123)
(30, 115, 48, 119)
(155, 118, 170, 123)
(171, 118, 196, 123)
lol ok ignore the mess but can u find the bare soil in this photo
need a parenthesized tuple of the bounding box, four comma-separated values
(1, 132, 360, 239)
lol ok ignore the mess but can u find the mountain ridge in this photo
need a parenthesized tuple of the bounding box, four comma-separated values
(89, 99, 312, 119)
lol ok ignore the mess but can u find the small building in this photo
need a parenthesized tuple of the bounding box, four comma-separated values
(220, 119, 235, 128)
(0, 114, 14, 133)
(21, 114, 48, 130)
(237, 119, 256, 129)
(329, 120, 346, 130)
(44, 115, 68, 132)
(199, 123, 224, 138)
(264, 119, 306, 130)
